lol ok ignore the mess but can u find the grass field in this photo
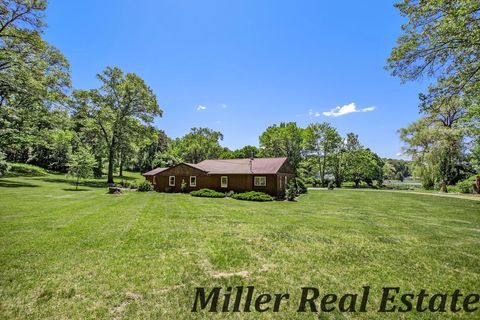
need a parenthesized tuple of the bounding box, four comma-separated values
(0, 173, 479, 319)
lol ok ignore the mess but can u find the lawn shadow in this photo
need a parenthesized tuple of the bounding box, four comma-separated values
(0, 179, 39, 188)
(38, 178, 108, 188)
(63, 188, 90, 192)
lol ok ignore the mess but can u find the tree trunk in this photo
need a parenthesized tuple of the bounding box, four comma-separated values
(119, 152, 124, 177)
(107, 147, 115, 184)
(439, 181, 448, 193)
(321, 152, 327, 186)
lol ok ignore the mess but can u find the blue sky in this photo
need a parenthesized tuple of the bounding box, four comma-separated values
(44, 0, 429, 159)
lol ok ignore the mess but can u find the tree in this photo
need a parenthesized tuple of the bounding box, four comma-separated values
(346, 148, 384, 187)
(67, 147, 96, 190)
(387, 0, 480, 105)
(303, 122, 342, 186)
(172, 127, 223, 163)
(152, 150, 182, 168)
(220, 145, 259, 159)
(463, 100, 480, 172)
(259, 122, 304, 171)
(383, 161, 397, 180)
(0, 151, 9, 176)
(400, 97, 469, 191)
(0, 0, 70, 108)
(72, 67, 162, 183)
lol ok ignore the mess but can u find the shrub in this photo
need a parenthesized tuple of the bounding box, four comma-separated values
(129, 183, 138, 189)
(456, 176, 477, 194)
(286, 181, 297, 201)
(295, 178, 308, 194)
(422, 176, 435, 190)
(120, 181, 131, 188)
(327, 180, 335, 190)
(231, 191, 273, 202)
(138, 180, 153, 192)
(180, 179, 187, 193)
(288, 177, 307, 194)
(5, 163, 47, 177)
(311, 178, 322, 187)
(190, 188, 225, 198)
(226, 190, 235, 197)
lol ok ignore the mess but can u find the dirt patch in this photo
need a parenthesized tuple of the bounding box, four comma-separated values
(211, 270, 250, 279)
(111, 292, 142, 320)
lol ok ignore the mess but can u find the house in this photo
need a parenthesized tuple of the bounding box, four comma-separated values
(143, 157, 295, 196)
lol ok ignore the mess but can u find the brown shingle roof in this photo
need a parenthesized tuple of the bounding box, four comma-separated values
(194, 157, 287, 174)
(143, 167, 168, 176)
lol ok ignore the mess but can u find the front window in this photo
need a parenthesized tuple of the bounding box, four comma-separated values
(221, 176, 228, 188)
(190, 176, 196, 187)
(254, 176, 266, 187)
(169, 176, 175, 186)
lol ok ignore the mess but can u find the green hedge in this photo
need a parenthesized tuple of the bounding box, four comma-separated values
(455, 176, 477, 194)
(190, 188, 225, 198)
(138, 181, 153, 192)
(231, 191, 273, 202)
(5, 163, 48, 177)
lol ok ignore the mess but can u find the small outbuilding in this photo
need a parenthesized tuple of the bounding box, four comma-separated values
(143, 157, 295, 197)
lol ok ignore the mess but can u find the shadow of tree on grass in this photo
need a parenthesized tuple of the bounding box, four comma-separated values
(38, 178, 109, 188)
(0, 179, 39, 188)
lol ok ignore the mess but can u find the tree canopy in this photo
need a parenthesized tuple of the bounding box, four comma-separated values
(71, 67, 161, 183)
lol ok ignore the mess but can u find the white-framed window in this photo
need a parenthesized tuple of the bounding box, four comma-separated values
(221, 176, 228, 188)
(169, 176, 175, 186)
(152, 177, 156, 185)
(190, 176, 196, 187)
(254, 176, 266, 187)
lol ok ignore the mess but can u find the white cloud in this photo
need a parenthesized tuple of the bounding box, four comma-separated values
(361, 106, 376, 112)
(396, 152, 403, 156)
(308, 109, 321, 118)
(220, 104, 228, 109)
(196, 105, 207, 111)
(323, 102, 376, 117)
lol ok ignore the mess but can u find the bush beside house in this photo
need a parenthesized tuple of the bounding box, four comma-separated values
(190, 188, 226, 198)
(231, 191, 273, 202)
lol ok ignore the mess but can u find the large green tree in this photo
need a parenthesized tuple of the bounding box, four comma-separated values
(400, 97, 468, 191)
(259, 122, 304, 171)
(388, 0, 480, 182)
(72, 67, 161, 183)
(0, 0, 70, 108)
(387, 0, 480, 104)
(220, 145, 260, 159)
(171, 127, 224, 164)
(303, 122, 342, 186)
(346, 148, 384, 187)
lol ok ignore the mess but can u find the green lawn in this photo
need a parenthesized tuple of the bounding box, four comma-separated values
(0, 174, 479, 319)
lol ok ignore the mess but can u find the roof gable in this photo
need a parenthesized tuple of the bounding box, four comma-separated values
(155, 163, 208, 176)
(143, 167, 168, 176)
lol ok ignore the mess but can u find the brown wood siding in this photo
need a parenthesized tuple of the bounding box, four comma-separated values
(152, 172, 285, 196)
(148, 162, 295, 196)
